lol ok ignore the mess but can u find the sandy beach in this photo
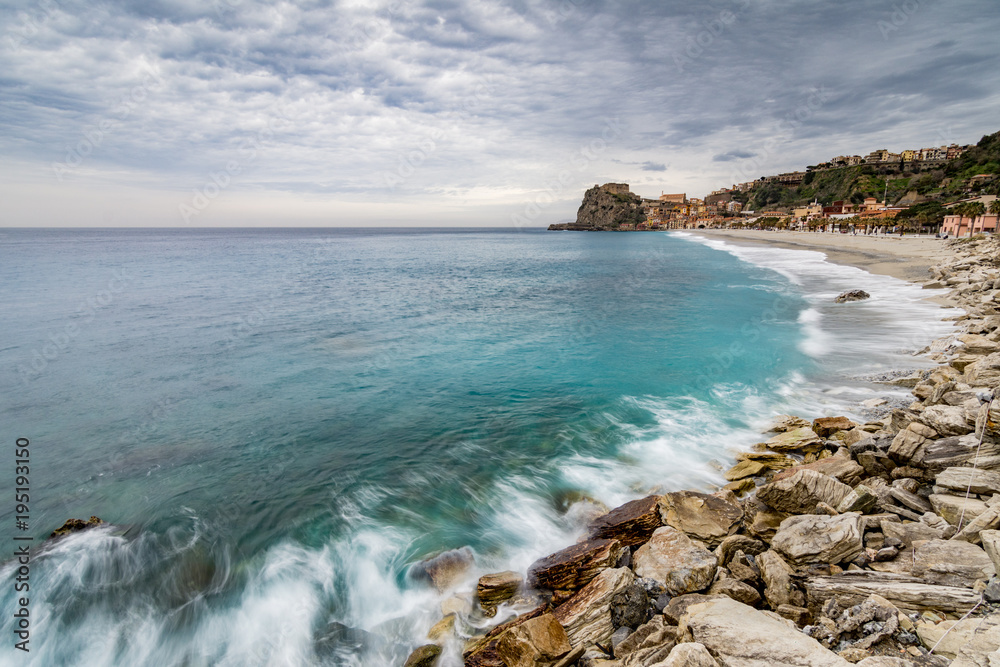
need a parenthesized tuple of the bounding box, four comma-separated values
(688, 230, 953, 286)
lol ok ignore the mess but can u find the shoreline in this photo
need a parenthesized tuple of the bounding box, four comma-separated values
(412, 235, 1000, 667)
(686, 230, 954, 297)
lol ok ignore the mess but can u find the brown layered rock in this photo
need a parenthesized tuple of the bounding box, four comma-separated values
(761, 426, 824, 453)
(804, 571, 982, 613)
(964, 351, 1000, 385)
(477, 571, 521, 616)
(887, 422, 936, 463)
(588, 495, 662, 547)
(756, 469, 853, 515)
(632, 526, 717, 596)
(929, 493, 989, 526)
(709, 577, 762, 607)
(402, 644, 441, 667)
(936, 466, 1000, 496)
(911, 539, 995, 587)
(775, 455, 865, 486)
(50, 516, 104, 538)
(678, 597, 850, 666)
(552, 567, 635, 647)
(813, 416, 857, 437)
(657, 642, 720, 666)
(528, 539, 625, 592)
(757, 549, 800, 608)
(496, 613, 571, 667)
(657, 490, 742, 548)
(918, 404, 974, 436)
(771, 513, 864, 565)
(412, 547, 475, 592)
(770, 415, 812, 433)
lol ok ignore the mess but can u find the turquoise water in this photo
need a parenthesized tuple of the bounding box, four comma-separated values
(0, 229, 953, 666)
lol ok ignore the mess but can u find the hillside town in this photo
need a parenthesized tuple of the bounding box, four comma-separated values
(555, 133, 1000, 236)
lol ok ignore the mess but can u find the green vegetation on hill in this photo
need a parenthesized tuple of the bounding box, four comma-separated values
(742, 130, 1000, 211)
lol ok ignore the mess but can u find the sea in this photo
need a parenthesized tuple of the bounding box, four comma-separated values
(0, 227, 957, 666)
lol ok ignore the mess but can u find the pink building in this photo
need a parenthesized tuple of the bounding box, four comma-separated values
(942, 214, 999, 237)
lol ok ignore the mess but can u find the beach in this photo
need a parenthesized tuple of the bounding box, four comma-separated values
(689, 230, 953, 285)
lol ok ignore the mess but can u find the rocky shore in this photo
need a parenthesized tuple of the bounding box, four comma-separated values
(405, 235, 1000, 667)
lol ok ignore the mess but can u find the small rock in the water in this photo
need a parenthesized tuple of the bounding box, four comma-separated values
(835, 289, 871, 303)
(50, 516, 104, 538)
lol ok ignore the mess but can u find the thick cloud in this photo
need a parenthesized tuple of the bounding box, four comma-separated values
(0, 0, 997, 225)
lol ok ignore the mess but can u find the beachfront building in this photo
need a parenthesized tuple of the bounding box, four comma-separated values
(942, 213, 999, 237)
(792, 202, 823, 220)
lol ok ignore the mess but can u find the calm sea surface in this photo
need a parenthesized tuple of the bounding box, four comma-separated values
(0, 228, 954, 666)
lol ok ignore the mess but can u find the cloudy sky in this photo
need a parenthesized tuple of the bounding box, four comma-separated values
(1, 0, 998, 227)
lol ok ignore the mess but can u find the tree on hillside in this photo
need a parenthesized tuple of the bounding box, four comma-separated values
(968, 202, 987, 218)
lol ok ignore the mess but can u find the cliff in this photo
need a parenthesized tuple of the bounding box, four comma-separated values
(549, 185, 646, 231)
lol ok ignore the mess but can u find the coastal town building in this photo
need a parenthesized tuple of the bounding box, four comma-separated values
(659, 193, 686, 203)
(600, 183, 630, 195)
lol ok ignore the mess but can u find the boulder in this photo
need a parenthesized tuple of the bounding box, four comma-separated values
(769, 415, 812, 433)
(813, 416, 857, 437)
(757, 469, 853, 514)
(715, 535, 767, 565)
(804, 571, 982, 613)
(632, 526, 717, 596)
(402, 644, 441, 667)
(412, 547, 475, 592)
(724, 459, 770, 481)
(477, 571, 522, 615)
(528, 539, 626, 592)
(771, 513, 864, 565)
(609, 582, 649, 629)
(980, 529, 1000, 572)
(496, 613, 571, 667)
(911, 539, 995, 587)
(589, 495, 663, 547)
(662, 593, 728, 625)
(50, 515, 104, 538)
(936, 466, 1000, 496)
(914, 617, 981, 659)
(916, 434, 1000, 471)
(708, 577, 762, 607)
(757, 549, 799, 608)
(837, 485, 879, 514)
(658, 490, 742, 548)
(951, 504, 1000, 543)
(888, 423, 936, 463)
(552, 567, 635, 648)
(656, 642, 720, 667)
(919, 404, 974, 436)
(776, 455, 865, 486)
(964, 351, 1000, 385)
(761, 426, 824, 452)
(950, 611, 1000, 667)
(929, 493, 989, 527)
(880, 520, 944, 548)
(615, 616, 678, 663)
(835, 290, 870, 303)
(678, 597, 850, 666)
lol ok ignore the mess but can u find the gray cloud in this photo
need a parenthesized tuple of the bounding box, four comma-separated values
(0, 0, 998, 225)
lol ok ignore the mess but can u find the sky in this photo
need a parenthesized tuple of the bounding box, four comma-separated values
(1, 0, 998, 227)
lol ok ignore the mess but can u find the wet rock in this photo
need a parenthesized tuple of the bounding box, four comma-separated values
(412, 547, 475, 592)
(658, 490, 742, 548)
(403, 644, 442, 667)
(588, 495, 663, 547)
(609, 582, 649, 629)
(757, 469, 853, 515)
(496, 613, 571, 667)
(813, 416, 858, 437)
(761, 426, 824, 453)
(552, 567, 635, 647)
(724, 459, 770, 481)
(528, 539, 626, 593)
(678, 597, 850, 666)
(50, 515, 104, 538)
(770, 415, 812, 433)
(632, 526, 717, 596)
(477, 571, 522, 616)
(771, 513, 864, 565)
(836, 290, 871, 303)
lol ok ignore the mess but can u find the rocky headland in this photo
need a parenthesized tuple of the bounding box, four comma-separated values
(548, 185, 647, 231)
(404, 235, 1000, 667)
